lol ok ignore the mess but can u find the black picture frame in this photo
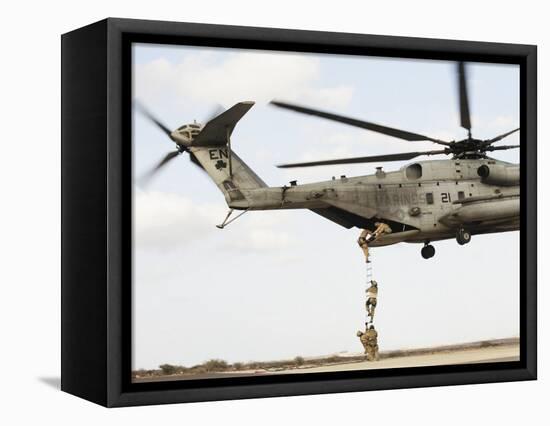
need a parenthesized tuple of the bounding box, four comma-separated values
(61, 18, 537, 407)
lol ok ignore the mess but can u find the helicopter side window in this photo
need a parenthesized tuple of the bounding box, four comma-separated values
(458, 191, 465, 200)
(406, 163, 422, 180)
(426, 192, 434, 204)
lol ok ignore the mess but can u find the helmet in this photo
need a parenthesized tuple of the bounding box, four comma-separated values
(371, 280, 378, 287)
(357, 331, 363, 337)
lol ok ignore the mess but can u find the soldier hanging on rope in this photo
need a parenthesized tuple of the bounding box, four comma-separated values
(357, 221, 393, 262)
(357, 228, 372, 263)
(357, 325, 369, 353)
(365, 280, 378, 321)
(357, 323, 379, 361)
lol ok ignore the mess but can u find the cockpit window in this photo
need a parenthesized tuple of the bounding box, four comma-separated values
(406, 163, 422, 180)
(189, 124, 200, 129)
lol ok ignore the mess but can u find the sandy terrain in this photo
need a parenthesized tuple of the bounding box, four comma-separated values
(133, 339, 519, 382)
(276, 343, 519, 374)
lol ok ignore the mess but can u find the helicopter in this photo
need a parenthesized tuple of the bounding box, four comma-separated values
(136, 62, 519, 259)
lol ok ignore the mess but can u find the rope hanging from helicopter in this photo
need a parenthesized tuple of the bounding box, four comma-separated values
(365, 251, 374, 324)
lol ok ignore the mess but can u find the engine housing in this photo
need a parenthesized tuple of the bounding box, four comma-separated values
(477, 164, 520, 186)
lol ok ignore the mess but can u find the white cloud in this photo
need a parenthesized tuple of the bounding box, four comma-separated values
(134, 190, 225, 249)
(221, 210, 298, 253)
(135, 190, 297, 253)
(135, 51, 353, 109)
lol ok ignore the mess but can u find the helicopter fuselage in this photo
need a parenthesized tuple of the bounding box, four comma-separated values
(136, 61, 520, 258)
(227, 158, 519, 247)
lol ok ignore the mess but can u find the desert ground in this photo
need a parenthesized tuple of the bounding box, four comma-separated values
(133, 338, 519, 382)
(278, 341, 519, 374)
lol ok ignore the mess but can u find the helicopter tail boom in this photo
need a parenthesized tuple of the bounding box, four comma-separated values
(190, 146, 267, 207)
(187, 102, 267, 208)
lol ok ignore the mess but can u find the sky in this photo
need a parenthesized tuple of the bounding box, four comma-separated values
(131, 43, 520, 370)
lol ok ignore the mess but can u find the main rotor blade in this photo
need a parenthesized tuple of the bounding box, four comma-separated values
(277, 150, 447, 168)
(458, 62, 472, 135)
(485, 144, 520, 152)
(486, 128, 520, 144)
(134, 101, 173, 138)
(138, 150, 181, 185)
(271, 100, 450, 146)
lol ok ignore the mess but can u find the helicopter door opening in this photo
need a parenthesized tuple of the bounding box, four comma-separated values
(310, 207, 418, 233)
(370, 218, 418, 234)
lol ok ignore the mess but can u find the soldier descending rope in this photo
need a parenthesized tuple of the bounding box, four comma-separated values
(357, 323, 379, 361)
(357, 226, 387, 360)
(357, 228, 372, 263)
(357, 222, 392, 263)
(365, 280, 378, 321)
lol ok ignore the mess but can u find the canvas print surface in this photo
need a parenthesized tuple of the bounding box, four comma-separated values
(131, 43, 520, 382)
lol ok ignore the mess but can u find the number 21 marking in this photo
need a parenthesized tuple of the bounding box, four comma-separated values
(441, 192, 452, 203)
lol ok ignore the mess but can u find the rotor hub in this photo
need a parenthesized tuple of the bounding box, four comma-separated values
(448, 138, 490, 159)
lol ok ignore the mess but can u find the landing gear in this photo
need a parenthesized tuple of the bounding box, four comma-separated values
(456, 228, 471, 245)
(216, 208, 250, 229)
(421, 243, 435, 259)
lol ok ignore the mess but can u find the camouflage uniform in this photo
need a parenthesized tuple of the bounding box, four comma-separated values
(365, 281, 378, 319)
(357, 330, 369, 353)
(365, 326, 379, 361)
(357, 326, 379, 361)
(371, 222, 392, 241)
(358, 223, 392, 262)
(357, 228, 372, 262)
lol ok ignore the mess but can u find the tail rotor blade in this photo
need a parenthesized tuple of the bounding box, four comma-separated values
(138, 150, 181, 186)
(189, 152, 207, 173)
(134, 101, 173, 138)
(458, 62, 472, 136)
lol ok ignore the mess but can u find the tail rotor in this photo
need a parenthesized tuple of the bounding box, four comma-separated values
(134, 101, 217, 185)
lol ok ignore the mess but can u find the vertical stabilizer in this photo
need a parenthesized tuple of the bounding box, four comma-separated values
(187, 102, 267, 207)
